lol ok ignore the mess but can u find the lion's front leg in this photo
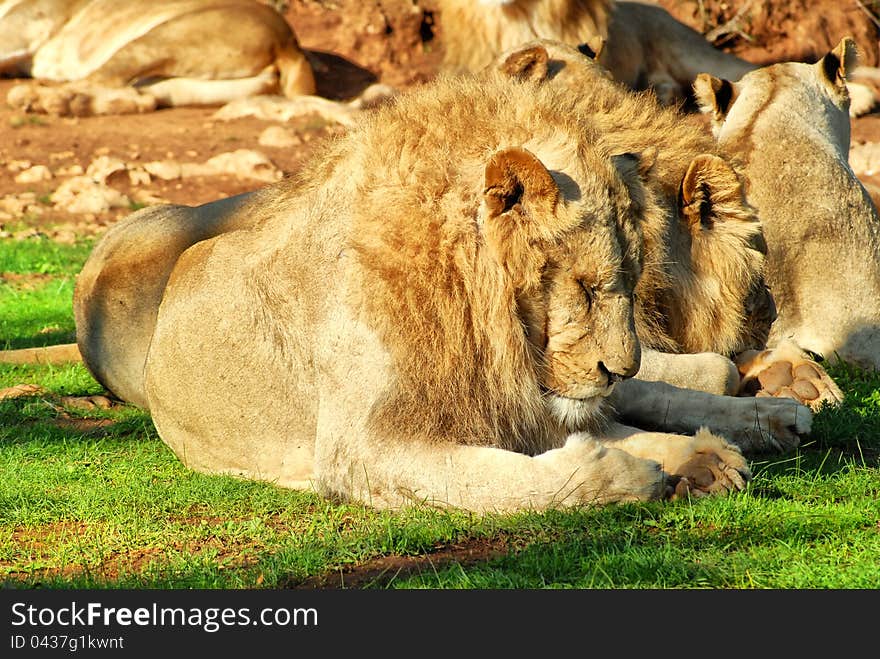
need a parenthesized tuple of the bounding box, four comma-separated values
(636, 348, 740, 396)
(609, 377, 812, 453)
(313, 430, 670, 513)
(597, 422, 751, 498)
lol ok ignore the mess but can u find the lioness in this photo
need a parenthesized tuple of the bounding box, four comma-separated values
(77, 69, 780, 511)
(0, 0, 316, 114)
(694, 37, 880, 372)
(438, 0, 877, 115)
(491, 39, 841, 436)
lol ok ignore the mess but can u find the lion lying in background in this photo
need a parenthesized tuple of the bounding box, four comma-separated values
(438, 0, 877, 115)
(694, 38, 880, 373)
(438, 0, 753, 106)
(0, 0, 316, 115)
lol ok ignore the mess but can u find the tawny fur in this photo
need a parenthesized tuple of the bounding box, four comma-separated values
(694, 37, 880, 372)
(490, 40, 770, 358)
(488, 40, 817, 447)
(438, 0, 612, 75)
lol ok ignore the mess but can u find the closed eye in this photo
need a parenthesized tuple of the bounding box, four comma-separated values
(578, 280, 594, 311)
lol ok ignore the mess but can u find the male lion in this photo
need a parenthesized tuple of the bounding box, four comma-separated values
(75, 39, 816, 456)
(694, 37, 880, 372)
(0, 0, 316, 115)
(75, 69, 780, 511)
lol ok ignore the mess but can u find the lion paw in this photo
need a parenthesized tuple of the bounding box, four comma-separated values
(735, 340, 844, 411)
(664, 429, 751, 499)
(7, 81, 156, 117)
(727, 396, 811, 453)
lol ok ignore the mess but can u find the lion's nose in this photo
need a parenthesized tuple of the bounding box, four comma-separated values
(598, 359, 638, 385)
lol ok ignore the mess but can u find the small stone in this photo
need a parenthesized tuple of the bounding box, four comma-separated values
(6, 159, 32, 172)
(143, 160, 182, 180)
(14, 165, 53, 184)
(127, 167, 151, 186)
(56, 164, 84, 176)
(258, 125, 298, 148)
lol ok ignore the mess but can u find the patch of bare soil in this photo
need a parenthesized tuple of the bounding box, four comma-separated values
(285, 0, 443, 93)
(656, 0, 880, 67)
(0, 93, 348, 239)
(290, 535, 512, 589)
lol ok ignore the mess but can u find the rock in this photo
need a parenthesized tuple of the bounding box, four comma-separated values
(850, 141, 880, 176)
(203, 149, 282, 182)
(213, 94, 357, 127)
(6, 159, 32, 173)
(143, 160, 183, 181)
(127, 167, 151, 186)
(51, 176, 130, 214)
(258, 125, 299, 148)
(15, 165, 53, 184)
(56, 164, 84, 176)
(85, 155, 128, 185)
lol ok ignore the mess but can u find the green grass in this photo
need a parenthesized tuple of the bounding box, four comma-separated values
(0, 237, 93, 276)
(0, 238, 92, 349)
(0, 279, 78, 349)
(1, 237, 879, 589)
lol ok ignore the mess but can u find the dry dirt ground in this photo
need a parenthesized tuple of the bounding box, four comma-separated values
(2, 0, 880, 243)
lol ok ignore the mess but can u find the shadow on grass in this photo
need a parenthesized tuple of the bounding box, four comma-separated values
(1, 332, 77, 351)
(0, 395, 156, 448)
(278, 493, 876, 589)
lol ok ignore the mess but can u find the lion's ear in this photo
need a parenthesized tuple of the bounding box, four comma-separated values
(484, 147, 559, 222)
(680, 154, 756, 235)
(577, 36, 605, 62)
(482, 148, 562, 274)
(693, 73, 738, 125)
(498, 45, 550, 82)
(818, 36, 859, 88)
